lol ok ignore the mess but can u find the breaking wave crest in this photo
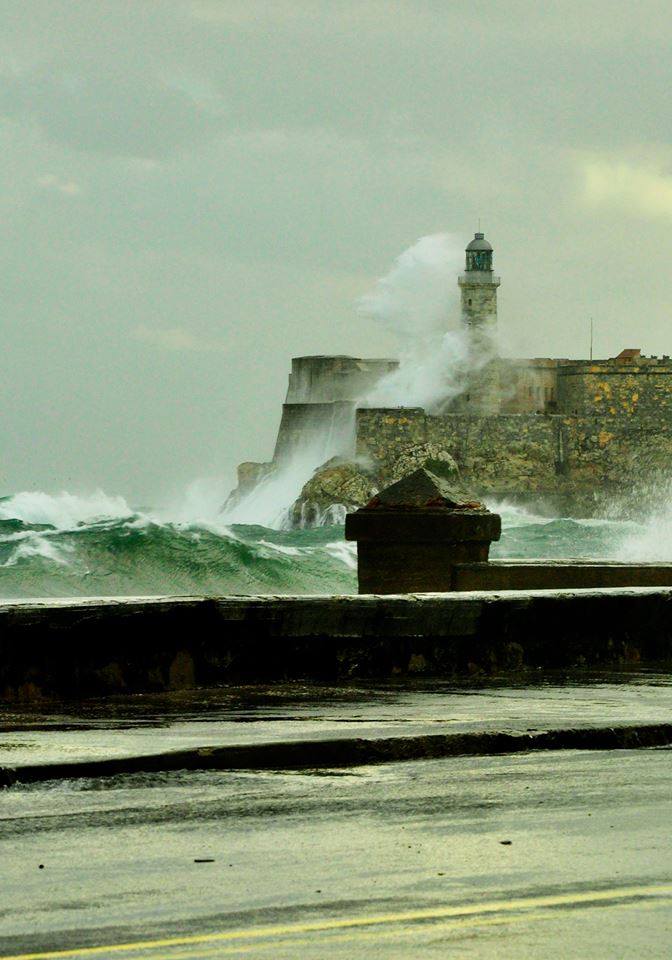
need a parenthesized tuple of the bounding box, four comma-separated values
(0, 489, 357, 598)
(0, 489, 667, 598)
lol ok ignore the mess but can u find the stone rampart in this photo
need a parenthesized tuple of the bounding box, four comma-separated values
(557, 360, 672, 417)
(273, 401, 355, 462)
(285, 356, 398, 404)
(356, 408, 672, 511)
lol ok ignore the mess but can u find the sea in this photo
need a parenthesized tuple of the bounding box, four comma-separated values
(0, 488, 669, 599)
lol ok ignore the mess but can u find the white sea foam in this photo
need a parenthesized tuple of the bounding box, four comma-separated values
(257, 540, 303, 556)
(293, 502, 347, 529)
(221, 455, 316, 528)
(154, 477, 232, 528)
(486, 500, 553, 528)
(3, 534, 74, 567)
(323, 541, 357, 569)
(0, 490, 134, 531)
(222, 421, 354, 530)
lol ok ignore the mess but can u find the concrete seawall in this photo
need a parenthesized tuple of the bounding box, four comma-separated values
(2, 588, 672, 700)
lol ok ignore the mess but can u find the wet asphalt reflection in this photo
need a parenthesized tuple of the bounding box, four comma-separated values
(2, 742, 672, 958)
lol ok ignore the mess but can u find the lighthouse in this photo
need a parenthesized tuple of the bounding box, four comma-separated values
(457, 232, 501, 414)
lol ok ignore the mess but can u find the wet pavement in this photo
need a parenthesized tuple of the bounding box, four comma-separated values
(3, 673, 672, 769)
(1, 748, 672, 958)
(2, 674, 672, 957)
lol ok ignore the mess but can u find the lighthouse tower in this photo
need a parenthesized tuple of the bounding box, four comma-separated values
(457, 232, 501, 414)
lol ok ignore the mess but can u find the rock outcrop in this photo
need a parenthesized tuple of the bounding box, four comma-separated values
(223, 460, 273, 514)
(289, 457, 379, 527)
(288, 445, 461, 528)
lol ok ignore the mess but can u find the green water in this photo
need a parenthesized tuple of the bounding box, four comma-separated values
(0, 491, 663, 598)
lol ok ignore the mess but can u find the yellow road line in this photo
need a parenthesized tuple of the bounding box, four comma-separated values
(4, 883, 672, 960)
(160, 909, 561, 958)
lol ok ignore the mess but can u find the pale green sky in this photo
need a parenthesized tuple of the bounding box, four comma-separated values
(2, 0, 671, 501)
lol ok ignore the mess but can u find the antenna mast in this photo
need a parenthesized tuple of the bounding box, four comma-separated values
(590, 317, 594, 361)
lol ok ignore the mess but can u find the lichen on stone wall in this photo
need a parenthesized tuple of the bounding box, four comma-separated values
(354, 406, 672, 518)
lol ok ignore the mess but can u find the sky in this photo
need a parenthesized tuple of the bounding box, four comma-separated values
(2, 0, 672, 502)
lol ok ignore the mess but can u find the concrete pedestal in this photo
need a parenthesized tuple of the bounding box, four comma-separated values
(344, 461, 501, 594)
(346, 510, 500, 593)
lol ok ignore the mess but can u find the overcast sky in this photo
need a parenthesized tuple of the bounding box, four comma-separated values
(2, 0, 671, 502)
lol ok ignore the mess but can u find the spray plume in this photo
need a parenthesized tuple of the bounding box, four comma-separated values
(358, 233, 497, 411)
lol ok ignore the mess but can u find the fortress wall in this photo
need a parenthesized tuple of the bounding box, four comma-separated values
(500, 360, 559, 414)
(356, 407, 672, 509)
(557, 362, 672, 417)
(356, 409, 559, 497)
(286, 356, 398, 403)
(273, 401, 356, 462)
(558, 414, 672, 487)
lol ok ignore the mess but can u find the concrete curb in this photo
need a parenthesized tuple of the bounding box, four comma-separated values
(3, 722, 672, 787)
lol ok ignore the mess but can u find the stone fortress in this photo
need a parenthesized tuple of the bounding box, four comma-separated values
(233, 233, 672, 524)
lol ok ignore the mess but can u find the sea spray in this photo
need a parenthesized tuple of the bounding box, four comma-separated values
(160, 477, 234, 527)
(356, 233, 462, 339)
(362, 325, 500, 412)
(222, 445, 332, 528)
(357, 232, 497, 412)
(617, 507, 672, 561)
(222, 405, 356, 529)
(0, 489, 134, 529)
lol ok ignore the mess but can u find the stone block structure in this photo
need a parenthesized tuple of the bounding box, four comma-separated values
(345, 460, 672, 594)
(285, 355, 398, 404)
(355, 406, 672, 514)
(345, 461, 501, 593)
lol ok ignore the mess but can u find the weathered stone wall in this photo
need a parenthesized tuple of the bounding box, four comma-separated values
(500, 359, 559, 414)
(285, 356, 398, 404)
(3, 591, 672, 698)
(557, 361, 672, 417)
(356, 407, 672, 512)
(356, 410, 558, 496)
(485, 357, 672, 418)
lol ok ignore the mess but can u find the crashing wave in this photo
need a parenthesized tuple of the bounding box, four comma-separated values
(0, 488, 667, 599)
(0, 489, 356, 598)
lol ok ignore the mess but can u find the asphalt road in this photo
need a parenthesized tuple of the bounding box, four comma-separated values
(2, 746, 672, 958)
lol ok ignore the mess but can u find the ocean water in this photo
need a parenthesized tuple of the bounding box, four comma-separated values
(0, 489, 669, 599)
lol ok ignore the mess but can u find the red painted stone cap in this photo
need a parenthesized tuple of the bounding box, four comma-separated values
(345, 460, 501, 544)
(363, 460, 483, 511)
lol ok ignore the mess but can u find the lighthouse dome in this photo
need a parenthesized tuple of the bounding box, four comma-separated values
(464, 232, 494, 271)
(466, 232, 493, 252)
